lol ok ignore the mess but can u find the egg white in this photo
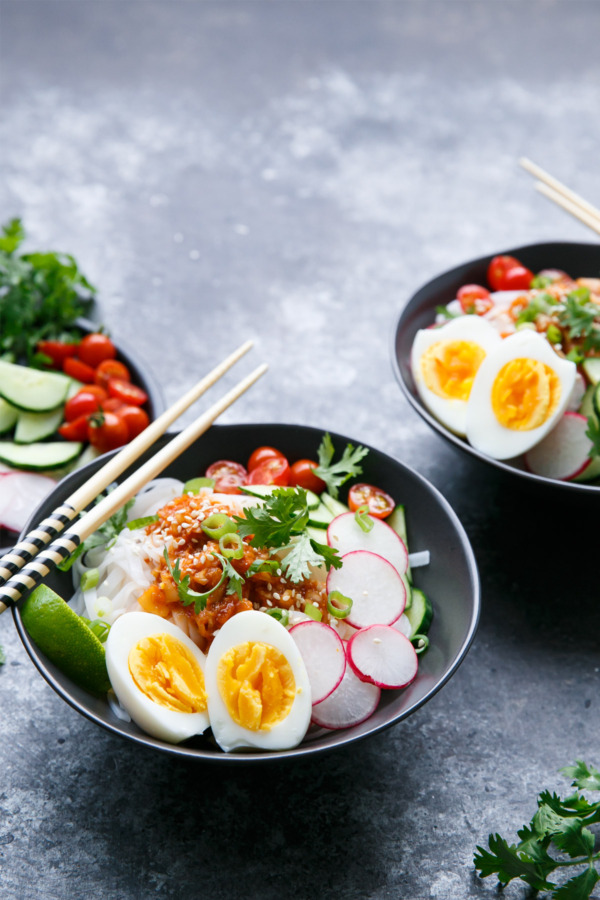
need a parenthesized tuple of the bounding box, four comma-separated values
(466, 330, 577, 459)
(205, 610, 312, 753)
(105, 612, 210, 743)
(411, 316, 502, 436)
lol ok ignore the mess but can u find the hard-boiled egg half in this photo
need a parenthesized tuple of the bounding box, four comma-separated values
(411, 316, 502, 436)
(105, 612, 210, 743)
(466, 330, 577, 460)
(205, 610, 312, 753)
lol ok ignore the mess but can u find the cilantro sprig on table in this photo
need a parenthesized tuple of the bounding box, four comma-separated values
(474, 760, 600, 898)
(0, 217, 96, 364)
(313, 432, 369, 499)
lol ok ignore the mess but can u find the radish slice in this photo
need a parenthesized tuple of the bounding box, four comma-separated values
(326, 550, 408, 628)
(289, 620, 346, 704)
(327, 512, 409, 575)
(0, 471, 56, 533)
(347, 625, 418, 689)
(524, 412, 596, 481)
(310, 662, 380, 730)
(393, 613, 412, 638)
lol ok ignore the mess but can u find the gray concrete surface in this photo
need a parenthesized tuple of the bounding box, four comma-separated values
(1, 2, 600, 898)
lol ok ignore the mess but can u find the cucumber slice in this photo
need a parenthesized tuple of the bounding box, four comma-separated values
(404, 588, 433, 636)
(0, 360, 71, 412)
(65, 378, 85, 401)
(308, 502, 334, 529)
(580, 385, 597, 420)
(0, 398, 18, 435)
(594, 383, 600, 420)
(0, 440, 83, 471)
(320, 492, 349, 517)
(14, 407, 64, 444)
(386, 504, 407, 544)
(583, 357, 600, 386)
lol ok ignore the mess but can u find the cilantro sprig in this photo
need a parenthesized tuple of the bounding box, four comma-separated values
(58, 494, 135, 571)
(474, 760, 600, 898)
(313, 433, 369, 499)
(557, 289, 600, 354)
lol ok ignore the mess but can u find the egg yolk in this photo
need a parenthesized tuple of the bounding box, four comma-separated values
(129, 633, 207, 713)
(217, 641, 296, 732)
(491, 358, 561, 430)
(421, 340, 486, 401)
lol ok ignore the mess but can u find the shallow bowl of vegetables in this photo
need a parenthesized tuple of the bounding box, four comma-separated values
(392, 241, 600, 495)
(12, 423, 480, 763)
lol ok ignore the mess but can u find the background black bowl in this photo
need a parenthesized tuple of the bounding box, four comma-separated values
(391, 241, 600, 496)
(12, 422, 480, 764)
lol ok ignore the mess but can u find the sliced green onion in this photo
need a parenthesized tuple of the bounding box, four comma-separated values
(219, 532, 244, 559)
(327, 590, 353, 619)
(266, 608, 289, 626)
(545, 324, 562, 344)
(184, 476, 215, 494)
(126, 514, 160, 530)
(201, 513, 238, 540)
(80, 567, 100, 591)
(304, 601, 322, 622)
(411, 634, 429, 654)
(354, 504, 374, 533)
(81, 617, 111, 644)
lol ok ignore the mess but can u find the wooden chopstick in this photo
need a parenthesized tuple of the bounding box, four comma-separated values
(0, 340, 253, 589)
(0, 362, 268, 613)
(519, 157, 600, 236)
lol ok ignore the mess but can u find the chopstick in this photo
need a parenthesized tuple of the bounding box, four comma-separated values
(519, 157, 600, 236)
(0, 340, 253, 589)
(0, 362, 268, 614)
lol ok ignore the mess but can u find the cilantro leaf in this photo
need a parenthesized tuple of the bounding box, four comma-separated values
(234, 488, 309, 548)
(314, 433, 369, 499)
(562, 761, 600, 793)
(163, 547, 226, 613)
(553, 868, 600, 900)
(474, 834, 554, 890)
(585, 417, 600, 460)
(0, 642, 5, 665)
(211, 551, 245, 600)
(558, 291, 598, 341)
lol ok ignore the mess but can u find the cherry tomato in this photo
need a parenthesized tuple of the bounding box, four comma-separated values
(486, 255, 522, 291)
(348, 483, 395, 519)
(107, 378, 148, 406)
(247, 456, 290, 486)
(498, 265, 535, 291)
(63, 357, 97, 383)
(118, 405, 150, 440)
(77, 333, 117, 368)
(288, 459, 326, 493)
(63, 390, 102, 422)
(456, 284, 493, 315)
(37, 340, 78, 369)
(58, 414, 91, 442)
(101, 397, 125, 413)
(247, 446, 287, 471)
(205, 460, 248, 494)
(87, 411, 129, 453)
(77, 385, 108, 402)
(94, 359, 131, 389)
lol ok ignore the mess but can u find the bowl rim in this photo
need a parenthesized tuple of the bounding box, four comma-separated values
(391, 239, 600, 496)
(11, 421, 481, 764)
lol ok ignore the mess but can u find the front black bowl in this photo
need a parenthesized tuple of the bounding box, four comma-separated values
(392, 241, 600, 496)
(12, 423, 480, 764)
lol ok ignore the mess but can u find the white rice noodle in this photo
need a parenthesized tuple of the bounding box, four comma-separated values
(126, 478, 184, 520)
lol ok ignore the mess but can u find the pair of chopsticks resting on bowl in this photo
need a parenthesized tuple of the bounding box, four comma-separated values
(520, 157, 600, 237)
(0, 341, 267, 614)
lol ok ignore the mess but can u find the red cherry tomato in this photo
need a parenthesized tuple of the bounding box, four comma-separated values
(77, 333, 117, 368)
(100, 397, 125, 413)
(87, 411, 129, 453)
(63, 390, 103, 422)
(498, 265, 535, 291)
(58, 414, 91, 442)
(205, 460, 248, 494)
(247, 456, 290, 486)
(37, 340, 78, 369)
(486, 255, 522, 291)
(288, 459, 326, 493)
(348, 483, 395, 519)
(63, 357, 97, 384)
(247, 446, 287, 471)
(94, 359, 131, 389)
(118, 405, 150, 440)
(456, 284, 493, 315)
(78, 385, 108, 402)
(107, 378, 148, 406)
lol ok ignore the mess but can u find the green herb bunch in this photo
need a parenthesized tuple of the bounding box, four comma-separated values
(475, 760, 600, 898)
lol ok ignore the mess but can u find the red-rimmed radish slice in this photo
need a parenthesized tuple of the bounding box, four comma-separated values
(0, 471, 55, 533)
(524, 412, 597, 481)
(326, 550, 408, 628)
(310, 662, 380, 730)
(347, 625, 418, 689)
(327, 512, 409, 575)
(289, 620, 346, 704)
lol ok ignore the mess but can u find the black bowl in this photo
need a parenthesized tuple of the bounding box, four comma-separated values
(392, 241, 600, 496)
(12, 423, 479, 763)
